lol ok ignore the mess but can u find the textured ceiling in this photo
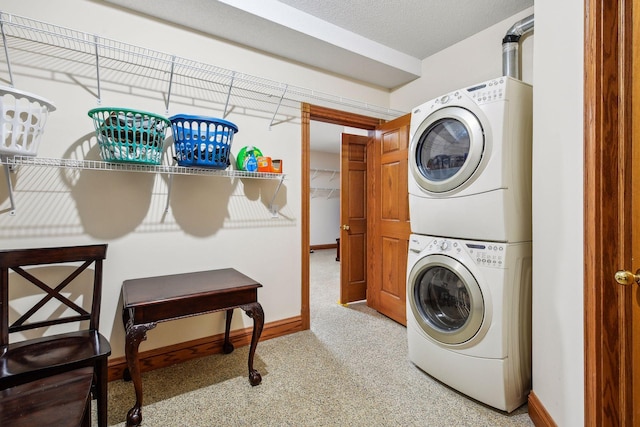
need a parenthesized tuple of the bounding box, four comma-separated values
(277, 0, 533, 59)
(104, 0, 534, 89)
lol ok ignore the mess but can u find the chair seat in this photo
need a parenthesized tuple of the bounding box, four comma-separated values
(0, 367, 94, 427)
(0, 330, 111, 389)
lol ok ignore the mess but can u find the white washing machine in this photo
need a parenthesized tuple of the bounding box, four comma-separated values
(408, 76, 532, 242)
(406, 233, 532, 412)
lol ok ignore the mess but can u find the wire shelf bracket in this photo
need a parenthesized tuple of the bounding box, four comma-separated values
(165, 55, 176, 113)
(269, 84, 288, 130)
(223, 72, 235, 119)
(2, 160, 16, 215)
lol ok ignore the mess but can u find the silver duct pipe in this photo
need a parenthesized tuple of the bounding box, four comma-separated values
(502, 14, 534, 79)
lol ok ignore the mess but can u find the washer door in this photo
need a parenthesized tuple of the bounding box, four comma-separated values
(408, 254, 484, 344)
(409, 106, 484, 193)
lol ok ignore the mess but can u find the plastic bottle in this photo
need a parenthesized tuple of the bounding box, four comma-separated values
(243, 146, 258, 172)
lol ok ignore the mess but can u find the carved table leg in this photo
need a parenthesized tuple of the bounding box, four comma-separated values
(240, 302, 264, 386)
(223, 309, 234, 354)
(123, 310, 156, 427)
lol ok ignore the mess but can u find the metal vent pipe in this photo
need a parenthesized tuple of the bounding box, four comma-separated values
(502, 14, 534, 79)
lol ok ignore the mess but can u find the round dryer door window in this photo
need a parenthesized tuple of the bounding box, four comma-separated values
(409, 107, 484, 193)
(408, 254, 484, 344)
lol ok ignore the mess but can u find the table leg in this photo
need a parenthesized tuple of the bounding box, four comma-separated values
(123, 312, 157, 427)
(223, 309, 234, 354)
(240, 302, 264, 386)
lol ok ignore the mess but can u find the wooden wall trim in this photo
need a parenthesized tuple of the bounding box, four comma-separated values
(307, 105, 382, 129)
(302, 104, 311, 330)
(310, 244, 338, 251)
(107, 316, 303, 382)
(528, 392, 558, 427)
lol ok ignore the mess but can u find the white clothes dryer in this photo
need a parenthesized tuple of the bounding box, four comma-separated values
(406, 233, 532, 412)
(408, 76, 532, 242)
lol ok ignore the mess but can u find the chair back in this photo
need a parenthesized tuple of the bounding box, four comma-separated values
(0, 244, 108, 346)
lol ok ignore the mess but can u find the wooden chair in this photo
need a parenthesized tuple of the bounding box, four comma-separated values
(0, 244, 111, 427)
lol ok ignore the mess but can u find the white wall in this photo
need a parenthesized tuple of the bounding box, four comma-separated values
(390, 4, 585, 426)
(0, 0, 390, 359)
(530, 1, 584, 426)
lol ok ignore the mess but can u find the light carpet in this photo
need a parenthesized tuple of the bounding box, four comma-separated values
(97, 249, 533, 426)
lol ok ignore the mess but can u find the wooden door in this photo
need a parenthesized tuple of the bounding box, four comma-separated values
(632, 4, 640, 421)
(581, 0, 637, 426)
(628, 2, 640, 423)
(339, 134, 369, 304)
(366, 114, 411, 325)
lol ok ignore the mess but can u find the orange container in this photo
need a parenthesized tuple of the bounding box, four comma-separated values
(271, 159, 283, 173)
(257, 156, 272, 172)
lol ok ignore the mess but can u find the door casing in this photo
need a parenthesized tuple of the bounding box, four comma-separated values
(301, 104, 381, 329)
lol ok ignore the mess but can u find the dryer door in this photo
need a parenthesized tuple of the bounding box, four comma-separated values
(409, 106, 484, 193)
(407, 253, 484, 344)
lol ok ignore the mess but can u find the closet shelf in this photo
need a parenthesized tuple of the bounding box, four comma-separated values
(311, 187, 339, 199)
(2, 156, 285, 179)
(311, 168, 339, 181)
(1, 156, 286, 216)
(0, 12, 406, 122)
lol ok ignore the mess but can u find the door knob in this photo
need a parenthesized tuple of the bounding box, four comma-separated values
(614, 270, 640, 286)
(341, 224, 350, 231)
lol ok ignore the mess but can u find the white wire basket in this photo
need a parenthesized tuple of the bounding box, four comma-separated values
(0, 85, 56, 157)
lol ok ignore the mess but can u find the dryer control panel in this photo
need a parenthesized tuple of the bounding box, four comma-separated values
(466, 78, 506, 105)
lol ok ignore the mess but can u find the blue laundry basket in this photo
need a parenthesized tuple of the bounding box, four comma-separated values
(169, 114, 239, 169)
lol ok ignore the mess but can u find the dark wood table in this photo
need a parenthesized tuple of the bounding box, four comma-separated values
(0, 367, 93, 427)
(121, 268, 264, 427)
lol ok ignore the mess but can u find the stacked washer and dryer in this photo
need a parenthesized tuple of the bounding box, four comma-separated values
(405, 74, 534, 413)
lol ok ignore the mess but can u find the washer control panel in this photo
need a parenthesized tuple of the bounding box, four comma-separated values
(466, 77, 506, 105)
(410, 236, 507, 269)
(464, 242, 506, 268)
